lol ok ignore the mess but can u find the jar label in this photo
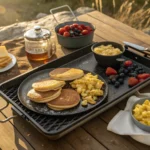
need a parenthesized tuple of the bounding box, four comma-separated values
(25, 42, 47, 54)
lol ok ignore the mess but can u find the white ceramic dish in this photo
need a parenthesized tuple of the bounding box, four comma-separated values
(0, 53, 16, 73)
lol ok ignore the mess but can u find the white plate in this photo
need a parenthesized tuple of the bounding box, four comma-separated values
(0, 53, 17, 72)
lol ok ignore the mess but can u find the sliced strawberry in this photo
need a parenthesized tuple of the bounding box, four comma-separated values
(137, 73, 150, 79)
(124, 60, 133, 67)
(128, 77, 139, 87)
(106, 67, 117, 76)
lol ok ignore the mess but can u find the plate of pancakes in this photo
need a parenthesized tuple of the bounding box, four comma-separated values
(18, 68, 108, 116)
(0, 46, 16, 72)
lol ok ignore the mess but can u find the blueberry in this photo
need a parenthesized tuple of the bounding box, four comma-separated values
(127, 67, 132, 71)
(128, 73, 132, 77)
(130, 73, 137, 77)
(118, 78, 124, 84)
(74, 28, 78, 32)
(108, 80, 112, 84)
(74, 32, 79, 36)
(118, 68, 124, 74)
(119, 73, 125, 78)
(79, 33, 83, 36)
(114, 81, 120, 88)
(124, 69, 128, 74)
(138, 70, 143, 74)
(77, 30, 81, 34)
(138, 66, 143, 70)
(112, 78, 116, 83)
(140, 70, 145, 73)
(133, 64, 138, 68)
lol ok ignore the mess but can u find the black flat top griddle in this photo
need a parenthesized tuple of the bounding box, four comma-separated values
(0, 44, 150, 139)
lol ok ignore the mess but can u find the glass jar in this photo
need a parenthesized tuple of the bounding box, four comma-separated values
(24, 26, 56, 61)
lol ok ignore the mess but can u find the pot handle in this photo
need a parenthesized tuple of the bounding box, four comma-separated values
(50, 5, 78, 24)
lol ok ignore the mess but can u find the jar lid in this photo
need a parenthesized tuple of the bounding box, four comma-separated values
(24, 26, 51, 41)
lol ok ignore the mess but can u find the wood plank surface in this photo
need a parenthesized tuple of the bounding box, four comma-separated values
(0, 11, 150, 150)
(87, 11, 150, 46)
(78, 14, 150, 48)
(0, 110, 34, 150)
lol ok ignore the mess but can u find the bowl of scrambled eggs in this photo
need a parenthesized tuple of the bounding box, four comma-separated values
(131, 98, 150, 132)
(91, 41, 125, 67)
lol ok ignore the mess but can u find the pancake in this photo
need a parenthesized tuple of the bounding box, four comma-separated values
(32, 79, 65, 92)
(0, 56, 10, 63)
(47, 89, 80, 109)
(49, 68, 84, 81)
(27, 88, 61, 103)
(0, 57, 12, 67)
(48, 105, 65, 111)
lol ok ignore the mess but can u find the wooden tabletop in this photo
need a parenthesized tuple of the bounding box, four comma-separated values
(0, 11, 150, 150)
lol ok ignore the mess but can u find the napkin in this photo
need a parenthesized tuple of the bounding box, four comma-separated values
(107, 92, 150, 145)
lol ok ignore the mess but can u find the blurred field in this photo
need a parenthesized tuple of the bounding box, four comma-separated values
(0, 0, 149, 31)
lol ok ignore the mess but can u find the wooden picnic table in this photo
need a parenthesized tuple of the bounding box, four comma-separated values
(0, 10, 150, 150)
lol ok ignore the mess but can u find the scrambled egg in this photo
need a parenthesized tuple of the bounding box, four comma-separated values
(94, 44, 122, 56)
(70, 73, 104, 106)
(133, 99, 150, 126)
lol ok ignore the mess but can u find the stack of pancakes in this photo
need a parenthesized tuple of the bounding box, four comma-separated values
(27, 68, 84, 111)
(0, 46, 12, 68)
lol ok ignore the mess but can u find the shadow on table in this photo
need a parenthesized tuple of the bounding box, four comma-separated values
(11, 110, 34, 150)
(11, 109, 59, 150)
(28, 54, 57, 69)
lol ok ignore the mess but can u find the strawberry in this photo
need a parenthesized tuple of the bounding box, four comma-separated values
(80, 24, 86, 29)
(139, 79, 145, 83)
(124, 60, 133, 67)
(63, 31, 70, 37)
(86, 26, 93, 31)
(58, 28, 65, 35)
(128, 77, 139, 87)
(137, 73, 150, 79)
(77, 25, 83, 31)
(106, 67, 117, 76)
(82, 30, 89, 35)
(73, 23, 79, 28)
(64, 25, 70, 31)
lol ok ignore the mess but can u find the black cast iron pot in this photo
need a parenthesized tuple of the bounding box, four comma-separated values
(55, 21, 95, 49)
(91, 41, 125, 68)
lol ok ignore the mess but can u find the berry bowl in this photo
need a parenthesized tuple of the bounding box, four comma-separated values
(130, 98, 150, 132)
(91, 41, 125, 68)
(55, 21, 95, 49)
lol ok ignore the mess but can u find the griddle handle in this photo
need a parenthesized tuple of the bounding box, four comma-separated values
(0, 92, 17, 123)
(50, 5, 78, 24)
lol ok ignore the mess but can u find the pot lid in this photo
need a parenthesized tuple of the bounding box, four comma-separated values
(24, 26, 51, 40)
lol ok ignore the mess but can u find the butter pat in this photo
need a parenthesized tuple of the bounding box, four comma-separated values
(0, 46, 9, 58)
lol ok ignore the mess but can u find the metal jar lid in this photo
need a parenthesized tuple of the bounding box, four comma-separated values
(24, 26, 51, 41)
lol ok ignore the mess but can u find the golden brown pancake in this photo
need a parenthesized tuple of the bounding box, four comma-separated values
(47, 89, 80, 109)
(32, 79, 65, 92)
(49, 68, 84, 81)
(47, 105, 65, 111)
(27, 88, 61, 103)
(0, 56, 10, 63)
(0, 57, 12, 67)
